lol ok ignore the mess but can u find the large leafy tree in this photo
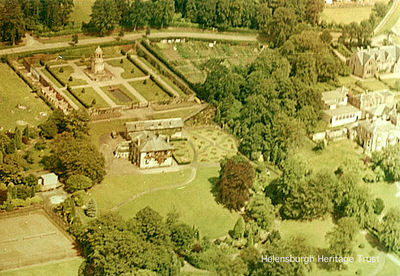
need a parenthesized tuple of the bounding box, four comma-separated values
(152, 0, 175, 28)
(88, 0, 120, 35)
(246, 194, 275, 230)
(48, 132, 105, 184)
(379, 208, 400, 252)
(0, 0, 25, 44)
(217, 156, 255, 211)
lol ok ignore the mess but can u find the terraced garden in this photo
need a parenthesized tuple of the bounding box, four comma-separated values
(129, 79, 171, 102)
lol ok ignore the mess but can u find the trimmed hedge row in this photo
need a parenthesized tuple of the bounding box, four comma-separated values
(148, 74, 174, 98)
(140, 41, 195, 94)
(148, 36, 259, 46)
(127, 54, 149, 75)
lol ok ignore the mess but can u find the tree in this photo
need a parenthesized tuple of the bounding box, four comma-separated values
(85, 198, 97, 217)
(229, 216, 245, 239)
(246, 194, 275, 230)
(49, 132, 105, 184)
(379, 208, 400, 252)
(320, 29, 332, 44)
(152, 0, 175, 28)
(217, 156, 255, 211)
(14, 127, 22, 150)
(305, 0, 324, 25)
(88, 0, 120, 35)
(169, 223, 196, 256)
(374, 198, 385, 215)
(372, 145, 400, 181)
(0, 0, 25, 45)
(72, 34, 78, 44)
(65, 174, 93, 193)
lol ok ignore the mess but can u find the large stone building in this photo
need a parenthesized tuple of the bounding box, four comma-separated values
(347, 45, 400, 78)
(129, 132, 174, 168)
(357, 118, 400, 152)
(321, 87, 361, 127)
(349, 90, 395, 119)
(91, 46, 105, 74)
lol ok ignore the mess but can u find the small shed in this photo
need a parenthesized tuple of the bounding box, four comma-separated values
(38, 173, 59, 191)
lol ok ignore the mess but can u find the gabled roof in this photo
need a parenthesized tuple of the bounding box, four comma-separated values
(139, 135, 173, 152)
(354, 45, 400, 65)
(321, 86, 348, 106)
(125, 118, 184, 133)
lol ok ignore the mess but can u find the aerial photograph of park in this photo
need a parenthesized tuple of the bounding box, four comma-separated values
(2, 0, 400, 275)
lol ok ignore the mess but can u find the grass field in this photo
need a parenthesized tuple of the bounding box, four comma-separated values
(0, 210, 77, 271)
(1, 257, 83, 276)
(106, 59, 147, 79)
(117, 167, 240, 239)
(0, 64, 51, 130)
(279, 217, 335, 248)
(70, 0, 95, 26)
(71, 87, 109, 108)
(101, 84, 138, 105)
(129, 79, 171, 102)
(49, 65, 87, 86)
(91, 169, 192, 212)
(321, 7, 373, 24)
(297, 139, 364, 173)
(369, 181, 400, 213)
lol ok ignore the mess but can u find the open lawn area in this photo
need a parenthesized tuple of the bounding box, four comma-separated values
(91, 169, 192, 212)
(368, 181, 400, 213)
(359, 78, 389, 91)
(321, 7, 372, 24)
(297, 139, 365, 173)
(89, 119, 141, 146)
(0, 64, 51, 130)
(279, 217, 335, 248)
(70, 87, 109, 108)
(49, 65, 87, 86)
(106, 58, 147, 79)
(1, 257, 83, 276)
(101, 84, 138, 105)
(117, 167, 239, 239)
(377, 0, 400, 34)
(129, 79, 171, 102)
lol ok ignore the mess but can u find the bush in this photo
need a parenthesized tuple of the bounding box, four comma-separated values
(313, 140, 325, 152)
(72, 190, 87, 207)
(373, 198, 385, 215)
(65, 175, 93, 193)
(34, 139, 47, 150)
(363, 171, 376, 183)
(85, 198, 97, 217)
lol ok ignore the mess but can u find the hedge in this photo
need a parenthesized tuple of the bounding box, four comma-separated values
(67, 86, 90, 108)
(127, 54, 149, 75)
(45, 65, 66, 87)
(149, 74, 174, 98)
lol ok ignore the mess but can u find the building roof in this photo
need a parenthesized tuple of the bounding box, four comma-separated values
(125, 118, 184, 133)
(359, 118, 400, 135)
(322, 86, 348, 103)
(40, 173, 58, 185)
(133, 133, 173, 153)
(323, 105, 361, 117)
(354, 45, 400, 66)
(352, 90, 395, 109)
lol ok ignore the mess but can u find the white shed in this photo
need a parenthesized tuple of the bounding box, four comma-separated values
(38, 173, 59, 191)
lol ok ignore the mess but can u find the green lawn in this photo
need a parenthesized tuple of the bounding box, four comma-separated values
(71, 87, 109, 108)
(49, 65, 87, 86)
(106, 59, 147, 79)
(129, 79, 171, 102)
(1, 257, 83, 276)
(117, 167, 240, 239)
(378, 257, 400, 275)
(150, 106, 201, 120)
(71, 0, 95, 26)
(369, 181, 400, 213)
(91, 169, 192, 212)
(100, 84, 138, 105)
(41, 68, 63, 88)
(0, 64, 51, 130)
(280, 217, 335, 249)
(321, 7, 373, 24)
(359, 79, 389, 91)
(298, 139, 365, 173)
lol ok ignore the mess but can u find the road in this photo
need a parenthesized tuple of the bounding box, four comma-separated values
(0, 30, 258, 56)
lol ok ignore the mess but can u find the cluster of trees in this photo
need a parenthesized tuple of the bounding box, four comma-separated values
(39, 110, 105, 185)
(198, 28, 346, 166)
(371, 144, 400, 182)
(86, 0, 325, 36)
(0, 0, 74, 43)
(71, 208, 197, 275)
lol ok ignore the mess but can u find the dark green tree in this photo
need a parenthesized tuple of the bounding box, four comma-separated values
(0, 0, 25, 44)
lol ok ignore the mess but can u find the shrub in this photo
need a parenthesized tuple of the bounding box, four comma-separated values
(72, 190, 87, 207)
(59, 67, 64, 73)
(85, 198, 97, 217)
(373, 198, 385, 215)
(65, 175, 93, 193)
